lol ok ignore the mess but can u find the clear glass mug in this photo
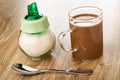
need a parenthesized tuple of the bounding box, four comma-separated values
(58, 6, 103, 60)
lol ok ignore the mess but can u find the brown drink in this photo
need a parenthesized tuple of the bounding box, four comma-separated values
(70, 14, 103, 60)
(58, 6, 103, 60)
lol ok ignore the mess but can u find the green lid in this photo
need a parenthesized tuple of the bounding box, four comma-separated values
(25, 2, 43, 20)
(20, 2, 49, 33)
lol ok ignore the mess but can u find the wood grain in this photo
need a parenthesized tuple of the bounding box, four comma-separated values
(0, 0, 120, 80)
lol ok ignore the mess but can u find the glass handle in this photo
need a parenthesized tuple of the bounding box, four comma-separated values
(58, 29, 78, 53)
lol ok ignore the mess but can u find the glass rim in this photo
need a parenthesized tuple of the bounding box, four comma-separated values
(68, 6, 103, 21)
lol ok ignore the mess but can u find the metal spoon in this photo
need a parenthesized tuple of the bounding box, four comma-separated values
(11, 63, 93, 75)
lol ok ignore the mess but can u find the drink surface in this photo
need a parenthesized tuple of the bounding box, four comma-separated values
(69, 14, 103, 60)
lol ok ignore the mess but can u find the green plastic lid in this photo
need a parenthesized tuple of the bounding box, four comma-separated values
(25, 2, 43, 20)
(20, 2, 49, 33)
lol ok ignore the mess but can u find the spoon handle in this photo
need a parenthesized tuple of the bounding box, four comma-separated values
(44, 69, 93, 75)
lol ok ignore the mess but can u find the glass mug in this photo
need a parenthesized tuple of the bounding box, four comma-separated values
(58, 6, 103, 60)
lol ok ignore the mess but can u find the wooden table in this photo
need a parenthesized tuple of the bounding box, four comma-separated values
(0, 0, 120, 80)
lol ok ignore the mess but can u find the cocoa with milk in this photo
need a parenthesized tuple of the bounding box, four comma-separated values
(69, 14, 103, 60)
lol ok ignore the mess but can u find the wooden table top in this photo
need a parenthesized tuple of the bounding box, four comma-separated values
(0, 0, 120, 80)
